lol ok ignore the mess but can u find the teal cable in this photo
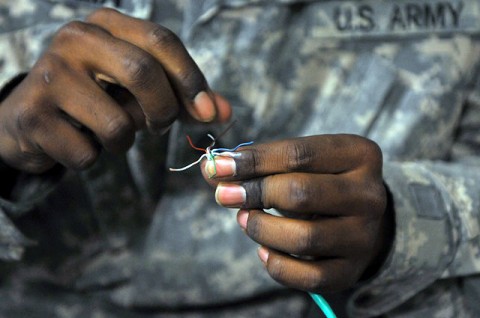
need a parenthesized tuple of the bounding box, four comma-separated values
(309, 293, 337, 318)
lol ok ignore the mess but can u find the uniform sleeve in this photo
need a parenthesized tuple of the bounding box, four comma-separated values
(0, 208, 34, 261)
(0, 1, 157, 262)
(0, 152, 63, 262)
(348, 83, 480, 316)
(0, 74, 66, 260)
(0, 2, 72, 261)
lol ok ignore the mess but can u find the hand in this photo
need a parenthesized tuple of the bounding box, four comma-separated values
(0, 8, 231, 174)
(203, 134, 393, 293)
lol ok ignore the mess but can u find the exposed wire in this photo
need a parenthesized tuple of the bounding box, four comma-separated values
(186, 135, 206, 152)
(169, 123, 253, 176)
(212, 142, 254, 154)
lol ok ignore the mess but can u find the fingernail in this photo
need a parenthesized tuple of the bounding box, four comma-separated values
(215, 183, 246, 207)
(205, 157, 236, 178)
(193, 91, 216, 122)
(257, 246, 269, 264)
(237, 209, 249, 230)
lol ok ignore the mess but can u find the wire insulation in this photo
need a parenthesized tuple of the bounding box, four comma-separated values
(309, 293, 337, 318)
(169, 133, 253, 175)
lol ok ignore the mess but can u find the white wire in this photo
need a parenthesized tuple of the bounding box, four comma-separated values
(169, 154, 208, 171)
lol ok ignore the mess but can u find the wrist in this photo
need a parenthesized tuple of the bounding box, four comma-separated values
(361, 183, 396, 281)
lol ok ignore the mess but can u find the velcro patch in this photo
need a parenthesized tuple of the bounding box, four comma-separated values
(409, 183, 446, 220)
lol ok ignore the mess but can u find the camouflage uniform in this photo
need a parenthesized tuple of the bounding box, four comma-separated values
(0, 0, 480, 317)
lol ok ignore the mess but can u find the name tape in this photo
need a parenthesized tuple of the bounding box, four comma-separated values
(308, 0, 480, 38)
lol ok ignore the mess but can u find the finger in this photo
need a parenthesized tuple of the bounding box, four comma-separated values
(86, 8, 224, 123)
(200, 156, 235, 186)
(213, 92, 232, 123)
(4, 143, 57, 174)
(105, 84, 146, 130)
(42, 63, 136, 153)
(51, 21, 179, 133)
(258, 247, 361, 293)
(31, 114, 100, 170)
(215, 173, 373, 215)
(208, 134, 382, 180)
(237, 210, 363, 257)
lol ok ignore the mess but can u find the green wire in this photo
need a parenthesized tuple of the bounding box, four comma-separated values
(309, 293, 337, 318)
(208, 154, 217, 178)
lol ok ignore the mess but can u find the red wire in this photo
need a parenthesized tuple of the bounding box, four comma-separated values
(186, 135, 206, 152)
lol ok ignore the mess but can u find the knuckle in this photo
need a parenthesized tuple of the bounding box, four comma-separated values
(267, 257, 287, 283)
(358, 180, 387, 216)
(35, 52, 58, 70)
(148, 25, 180, 49)
(15, 142, 54, 173)
(71, 147, 98, 170)
(155, 111, 179, 128)
(15, 103, 43, 133)
(286, 177, 310, 210)
(245, 212, 262, 240)
(22, 156, 56, 174)
(146, 111, 178, 132)
(123, 55, 155, 88)
(285, 141, 314, 172)
(54, 21, 92, 44)
(369, 183, 387, 215)
(17, 141, 37, 158)
(178, 70, 207, 99)
(333, 177, 349, 194)
(361, 138, 383, 166)
(33, 53, 68, 86)
(86, 7, 118, 22)
(103, 114, 134, 142)
(148, 25, 206, 98)
(243, 178, 265, 209)
(295, 225, 316, 254)
(247, 148, 261, 176)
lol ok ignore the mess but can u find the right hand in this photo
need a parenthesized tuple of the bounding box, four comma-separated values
(0, 8, 231, 174)
(202, 135, 391, 293)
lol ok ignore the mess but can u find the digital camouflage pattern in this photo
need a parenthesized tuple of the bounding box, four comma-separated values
(0, 0, 480, 317)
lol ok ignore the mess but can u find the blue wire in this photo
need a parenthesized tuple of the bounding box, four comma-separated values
(309, 293, 337, 318)
(212, 141, 254, 153)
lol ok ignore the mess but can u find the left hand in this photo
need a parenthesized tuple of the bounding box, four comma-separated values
(202, 134, 393, 293)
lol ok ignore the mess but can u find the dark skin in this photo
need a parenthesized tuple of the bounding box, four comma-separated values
(0, 8, 393, 295)
(0, 8, 231, 174)
(202, 135, 394, 293)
